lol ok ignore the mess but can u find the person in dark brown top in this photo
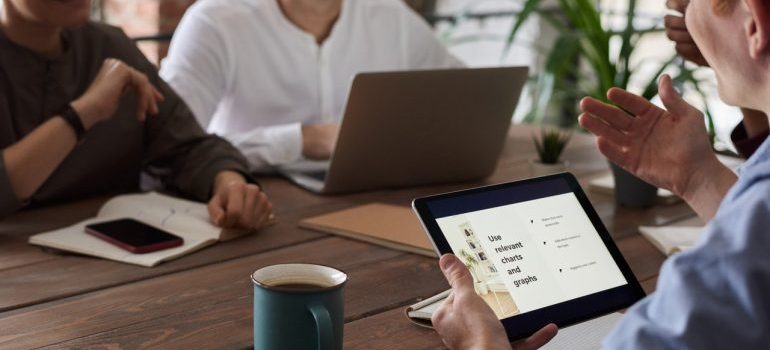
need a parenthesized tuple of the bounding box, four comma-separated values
(0, 0, 273, 231)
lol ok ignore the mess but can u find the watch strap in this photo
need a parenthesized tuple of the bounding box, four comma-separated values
(60, 105, 86, 141)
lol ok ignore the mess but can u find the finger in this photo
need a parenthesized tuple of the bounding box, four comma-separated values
(666, 0, 688, 13)
(515, 324, 558, 350)
(579, 113, 628, 147)
(658, 74, 692, 118)
(153, 86, 165, 102)
(207, 194, 226, 227)
(665, 28, 695, 44)
(675, 43, 708, 66)
(240, 185, 259, 228)
(663, 15, 687, 31)
(223, 183, 244, 228)
(439, 254, 475, 296)
(136, 90, 148, 121)
(606, 87, 660, 117)
(144, 83, 159, 116)
(596, 137, 630, 169)
(254, 193, 272, 229)
(579, 97, 634, 131)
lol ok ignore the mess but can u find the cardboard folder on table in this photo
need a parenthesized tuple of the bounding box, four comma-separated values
(299, 203, 436, 257)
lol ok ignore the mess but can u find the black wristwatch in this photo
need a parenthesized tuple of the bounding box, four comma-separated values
(59, 104, 87, 141)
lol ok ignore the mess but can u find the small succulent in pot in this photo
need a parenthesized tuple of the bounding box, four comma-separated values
(533, 128, 571, 164)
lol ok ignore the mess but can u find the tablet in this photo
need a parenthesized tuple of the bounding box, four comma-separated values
(412, 173, 645, 341)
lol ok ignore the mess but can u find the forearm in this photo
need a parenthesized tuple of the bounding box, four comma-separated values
(2, 116, 78, 201)
(681, 159, 737, 221)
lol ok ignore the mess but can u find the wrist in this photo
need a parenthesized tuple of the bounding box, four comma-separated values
(680, 156, 737, 215)
(71, 97, 100, 130)
(213, 170, 246, 194)
(471, 339, 513, 350)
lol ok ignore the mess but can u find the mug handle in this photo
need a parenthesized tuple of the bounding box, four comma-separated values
(309, 303, 334, 350)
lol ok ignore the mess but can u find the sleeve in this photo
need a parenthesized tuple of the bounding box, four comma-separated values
(104, 25, 255, 201)
(602, 183, 770, 349)
(0, 94, 23, 217)
(730, 121, 769, 159)
(159, 7, 230, 129)
(159, 9, 303, 172)
(0, 154, 22, 217)
(398, 4, 465, 69)
(223, 122, 303, 173)
(142, 76, 256, 201)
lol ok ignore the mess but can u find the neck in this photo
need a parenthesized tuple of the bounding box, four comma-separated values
(278, 0, 342, 44)
(0, 1, 63, 57)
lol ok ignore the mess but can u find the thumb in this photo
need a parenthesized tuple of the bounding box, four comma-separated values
(207, 193, 226, 226)
(658, 74, 691, 118)
(439, 254, 474, 295)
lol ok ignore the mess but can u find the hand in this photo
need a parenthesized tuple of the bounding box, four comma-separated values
(301, 123, 339, 160)
(432, 254, 558, 350)
(207, 171, 273, 230)
(664, 0, 708, 66)
(71, 58, 164, 130)
(578, 74, 720, 199)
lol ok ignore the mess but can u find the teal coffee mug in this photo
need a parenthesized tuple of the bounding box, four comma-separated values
(252, 263, 347, 350)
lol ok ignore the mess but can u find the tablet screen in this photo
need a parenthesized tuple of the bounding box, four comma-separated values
(413, 173, 643, 336)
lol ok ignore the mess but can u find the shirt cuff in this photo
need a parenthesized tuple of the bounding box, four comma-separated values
(0, 155, 23, 217)
(731, 122, 770, 159)
(189, 158, 258, 201)
(266, 123, 303, 164)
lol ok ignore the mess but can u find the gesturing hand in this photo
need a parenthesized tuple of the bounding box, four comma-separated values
(664, 0, 708, 66)
(578, 74, 718, 198)
(71, 58, 164, 130)
(208, 171, 273, 230)
(432, 254, 558, 350)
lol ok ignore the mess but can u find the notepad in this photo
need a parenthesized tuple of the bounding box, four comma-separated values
(299, 203, 436, 257)
(588, 174, 680, 204)
(639, 225, 703, 256)
(28, 192, 252, 267)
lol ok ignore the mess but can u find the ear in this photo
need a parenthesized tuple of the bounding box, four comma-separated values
(744, 0, 770, 59)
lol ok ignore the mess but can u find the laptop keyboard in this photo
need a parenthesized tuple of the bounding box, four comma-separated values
(305, 171, 328, 182)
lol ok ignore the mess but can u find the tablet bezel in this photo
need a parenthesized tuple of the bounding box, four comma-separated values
(412, 172, 645, 341)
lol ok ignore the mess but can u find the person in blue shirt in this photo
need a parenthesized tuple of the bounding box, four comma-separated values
(431, 0, 770, 348)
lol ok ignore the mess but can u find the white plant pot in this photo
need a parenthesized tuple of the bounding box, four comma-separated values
(529, 159, 568, 177)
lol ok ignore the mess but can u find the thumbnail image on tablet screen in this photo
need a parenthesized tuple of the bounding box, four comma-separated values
(413, 173, 644, 338)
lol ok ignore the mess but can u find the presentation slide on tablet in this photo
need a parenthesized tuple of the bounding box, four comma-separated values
(429, 180, 627, 319)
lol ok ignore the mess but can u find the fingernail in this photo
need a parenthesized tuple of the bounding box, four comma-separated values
(440, 255, 456, 271)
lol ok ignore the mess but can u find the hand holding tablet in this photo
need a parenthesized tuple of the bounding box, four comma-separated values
(413, 173, 645, 341)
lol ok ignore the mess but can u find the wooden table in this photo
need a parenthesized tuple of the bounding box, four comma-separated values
(0, 125, 699, 349)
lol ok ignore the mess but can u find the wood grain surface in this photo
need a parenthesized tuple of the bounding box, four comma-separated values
(0, 125, 695, 349)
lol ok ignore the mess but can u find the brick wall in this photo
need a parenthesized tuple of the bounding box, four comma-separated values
(101, 0, 430, 66)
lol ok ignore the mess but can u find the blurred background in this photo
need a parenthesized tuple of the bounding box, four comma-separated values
(91, 0, 742, 152)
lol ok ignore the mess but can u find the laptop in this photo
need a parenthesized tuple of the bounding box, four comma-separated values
(278, 67, 529, 194)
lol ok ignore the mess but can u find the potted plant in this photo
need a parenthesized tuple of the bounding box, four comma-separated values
(531, 127, 571, 177)
(459, 249, 488, 294)
(506, 0, 714, 208)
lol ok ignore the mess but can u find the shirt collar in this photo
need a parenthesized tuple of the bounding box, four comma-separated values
(265, 0, 348, 48)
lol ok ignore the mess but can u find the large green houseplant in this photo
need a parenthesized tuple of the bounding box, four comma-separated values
(507, 0, 714, 207)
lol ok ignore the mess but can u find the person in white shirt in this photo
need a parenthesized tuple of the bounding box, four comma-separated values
(160, 0, 464, 172)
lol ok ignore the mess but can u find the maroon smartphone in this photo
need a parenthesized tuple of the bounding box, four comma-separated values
(85, 218, 184, 254)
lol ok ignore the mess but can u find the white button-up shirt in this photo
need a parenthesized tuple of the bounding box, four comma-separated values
(160, 0, 463, 172)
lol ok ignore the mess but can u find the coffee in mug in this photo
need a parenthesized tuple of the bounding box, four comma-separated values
(252, 263, 347, 350)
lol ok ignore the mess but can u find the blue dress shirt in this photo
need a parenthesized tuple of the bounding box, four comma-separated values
(603, 139, 770, 349)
